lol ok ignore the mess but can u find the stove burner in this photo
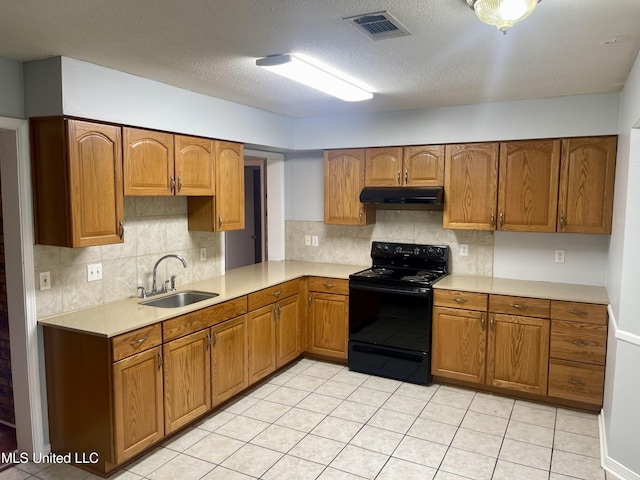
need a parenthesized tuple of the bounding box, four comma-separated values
(372, 268, 393, 275)
(400, 275, 428, 283)
(417, 271, 439, 281)
(359, 271, 381, 278)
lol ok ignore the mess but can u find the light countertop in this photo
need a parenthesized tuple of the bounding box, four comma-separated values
(434, 275, 609, 305)
(37, 261, 366, 338)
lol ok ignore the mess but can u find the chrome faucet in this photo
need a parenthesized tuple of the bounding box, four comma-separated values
(151, 254, 187, 295)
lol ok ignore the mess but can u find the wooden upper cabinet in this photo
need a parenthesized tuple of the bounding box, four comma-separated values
(215, 141, 245, 231)
(404, 145, 445, 186)
(174, 135, 215, 196)
(324, 149, 374, 225)
(558, 136, 617, 234)
(365, 147, 403, 186)
(444, 143, 499, 230)
(497, 139, 561, 232)
(123, 127, 174, 196)
(30, 117, 124, 248)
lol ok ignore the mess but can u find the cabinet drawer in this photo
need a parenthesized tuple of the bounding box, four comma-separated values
(308, 277, 349, 295)
(112, 323, 162, 362)
(489, 295, 550, 318)
(551, 301, 607, 325)
(248, 279, 300, 311)
(550, 320, 607, 365)
(433, 290, 487, 311)
(548, 359, 605, 405)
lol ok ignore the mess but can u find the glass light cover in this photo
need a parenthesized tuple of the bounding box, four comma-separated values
(474, 0, 538, 32)
(256, 54, 373, 102)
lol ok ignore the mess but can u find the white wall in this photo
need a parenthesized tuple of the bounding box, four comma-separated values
(0, 58, 24, 119)
(284, 151, 324, 221)
(23, 57, 62, 118)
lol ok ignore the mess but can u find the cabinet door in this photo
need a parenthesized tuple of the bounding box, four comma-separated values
(123, 127, 175, 196)
(175, 135, 215, 196)
(215, 141, 245, 231)
(404, 145, 445, 186)
(431, 307, 486, 383)
(308, 293, 348, 360)
(212, 315, 249, 406)
(113, 346, 164, 464)
(248, 305, 276, 385)
(486, 314, 549, 395)
(365, 147, 403, 186)
(497, 140, 561, 232)
(558, 136, 617, 234)
(276, 295, 300, 368)
(163, 330, 211, 434)
(444, 143, 499, 230)
(324, 149, 374, 225)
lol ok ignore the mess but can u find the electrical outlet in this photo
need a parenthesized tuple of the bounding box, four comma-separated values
(312, 236, 319, 247)
(304, 235, 311, 246)
(200, 247, 207, 261)
(39, 272, 51, 290)
(460, 244, 469, 256)
(555, 250, 565, 263)
(87, 263, 102, 282)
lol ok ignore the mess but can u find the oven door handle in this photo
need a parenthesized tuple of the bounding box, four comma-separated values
(349, 282, 431, 297)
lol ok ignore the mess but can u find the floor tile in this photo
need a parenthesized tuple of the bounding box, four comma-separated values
(499, 438, 552, 470)
(240, 399, 291, 423)
(551, 450, 606, 480)
(284, 373, 327, 392)
(246, 381, 280, 399)
(250, 424, 307, 453)
(439, 447, 497, 480)
(554, 430, 601, 458)
(161, 427, 210, 452)
(420, 401, 467, 426)
(86, 470, 143, 480)
(275, 407, 326, 432)
(224, 395, 260, 414)
(367, 408, 417, 434)
(329, 445, 389, 479)
(395, 382, 439, 401)
(377, 457, 437, 480)
(146, 454, 214, 480)
(183, 432, 245, 464)
(346, 387, 391, 408)
(451, 427, 503, 458)
(262, 455, 325, 480)
(556, 412, 600, 438)
(201, 466, 255, 480)
(285, 360, 314, 375)
(27, 463, 91, 480)
(296, 393, 343, 415)
(264, 386, 310, 406)
(510, 403, 557, 428)
(215, 415, 270, 442)
(312, 416, 364, 443)
(196, 410, 237, 431)
(1, 467, 35, 480)
(289, 434, 346, 464)
(315, 380, 359, 399)
(330, 400, 378, 423)
(492, 459, 549, 480)
(317, 467, 367, 479)
(515, 398, 557, 413)
(460, 410, 509, 437)
(434, 472, 475, 480)
(430, 387, 475, 410)
(220, 444, 283, 478)
(505, 419, 554, 447)
(468, 395, 514, 419)
(269, 371, 298, 386)
(331, 369, 371, 386)
(382, 393, 428, 416)
(303, 363, 344, 379)
(125, 447, 179, 477)
(360, 376, 402, 393)
(349, 425, 404, 455)
(392, 436, 448, 468)
(407, 417, 458, 445)
(14, 461, 50, 475)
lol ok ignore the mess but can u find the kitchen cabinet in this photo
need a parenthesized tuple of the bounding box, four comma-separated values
(30, 117, 124, 247)
(308, 277, 349, 360)
(163, 329, 211, 434)
(174, 135, 215, 195)
(187, 140, 245, 232)
(247, 304, 277, 384)
(211, 315, 249, 406)
(558, 136, 617, 234)
(364, 146, 444, 187)
(324, 149, 375, 225)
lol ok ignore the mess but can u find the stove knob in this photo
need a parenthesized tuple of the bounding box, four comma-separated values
(427, 247, 434, 255)
(414, 247, 420, 255)
(395, 246, 403, 254)
(435, 247, 443, 257)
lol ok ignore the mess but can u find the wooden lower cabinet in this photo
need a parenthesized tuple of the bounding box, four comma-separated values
(163, 330, 211, 434)
(212, 315, 249, 406)
(308, 292, 349, 359)
(276, 295, 301, 368)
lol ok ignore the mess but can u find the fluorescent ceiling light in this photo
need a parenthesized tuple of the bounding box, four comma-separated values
(256, 54, 373, 102)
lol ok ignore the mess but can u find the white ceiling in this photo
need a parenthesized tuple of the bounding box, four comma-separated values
(1, 0, 640, 118)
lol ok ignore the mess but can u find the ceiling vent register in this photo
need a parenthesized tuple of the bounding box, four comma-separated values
(344, 11, 411, 41)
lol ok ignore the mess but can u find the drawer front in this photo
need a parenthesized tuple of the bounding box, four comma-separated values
(433, 290, 487, 312)
(489, 295, 550, 318)
(548, 359, 605, 405)
(248, 279, 300, 311)
(550, 320, 607, 365)
(551, 301, 608, 325)
(308, 277, 349, 295)
(112, 323, 162, 362)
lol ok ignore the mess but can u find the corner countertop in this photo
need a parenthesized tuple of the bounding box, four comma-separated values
(433, 275, 609, 305)
(37, 261, 367, 338)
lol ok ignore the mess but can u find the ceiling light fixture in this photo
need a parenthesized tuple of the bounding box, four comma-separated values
(466, 0, 540, 34)
(255, 54, 373, 102)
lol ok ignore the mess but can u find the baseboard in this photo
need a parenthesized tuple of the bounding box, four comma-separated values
(600, 409, 640, 480)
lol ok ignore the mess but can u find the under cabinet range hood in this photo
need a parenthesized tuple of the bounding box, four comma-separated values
(359, 186, 444, 210)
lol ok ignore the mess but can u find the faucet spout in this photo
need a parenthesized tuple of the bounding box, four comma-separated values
(152, 254, 187, 294)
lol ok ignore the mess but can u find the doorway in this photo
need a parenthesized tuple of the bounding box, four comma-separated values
(225, 157, 267, 270)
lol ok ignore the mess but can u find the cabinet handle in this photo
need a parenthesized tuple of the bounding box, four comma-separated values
(119, 221, 125, 239)
(569, 339, 590, 347)
(453, 298, 468, 304)
(490, 316, 495, 332)
(404, 170, 408, 184)
(568, 379, 586, 386)
(157, 351, 163, 370)
(129, 336, 148, 346)
(560, 213, 565, 230)
(510, 303, 528, 310)
(490, 213, 495, 228)
(481, 315, 486, 331)
(277, 303, 281, 318)
(272, 290, 281, 297)
(272, 303, 277, 320)
(206, 331, 211, 349)
(499, 212, 504, 227)
(218, 215, 223, 228)
(568, 309, 588, 317)
(177, 176, 183, 193)
(323, 283, 335, 288)
(212, 330, 218, 346)
(170, 176, 175, 193)
(308, 295, 312, 306)
(397, 171, 401, 185)
(359, 210, 363, 224)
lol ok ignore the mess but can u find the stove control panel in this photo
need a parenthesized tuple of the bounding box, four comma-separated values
(372, 242, 448, 261)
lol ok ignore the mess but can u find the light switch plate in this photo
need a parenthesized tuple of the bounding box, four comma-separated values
(460, 244, 469, 256)
(39, 272, 51, 290)
(555, 250, 565, 263)
(304, 235, 311, 246)
(200, 247, 207, 261)
(312, 236, 319, 247)
(87, 263, 102, 282)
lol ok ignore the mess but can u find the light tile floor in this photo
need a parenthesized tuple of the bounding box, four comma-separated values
(4, 358, 616, 480)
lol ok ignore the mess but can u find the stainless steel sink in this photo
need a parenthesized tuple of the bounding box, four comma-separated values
(140, 290, 219, 308)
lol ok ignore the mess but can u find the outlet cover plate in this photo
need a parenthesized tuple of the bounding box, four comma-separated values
(200, 248, 207, 261)
(39, 272, 51, 290)
(87, 263, 103, 282)
(555, 250, 565, 263)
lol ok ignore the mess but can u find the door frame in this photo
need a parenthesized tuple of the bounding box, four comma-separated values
(0, 117, 45, 455)
(245, 157, 266, 263)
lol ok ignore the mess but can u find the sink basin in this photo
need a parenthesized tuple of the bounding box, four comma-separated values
(140, 290, 219, 308)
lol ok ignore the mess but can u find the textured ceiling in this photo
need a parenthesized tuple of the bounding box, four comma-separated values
(1, 0, 640, 118)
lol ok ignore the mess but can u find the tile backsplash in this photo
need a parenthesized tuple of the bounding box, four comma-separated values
(285, 210, 494, 275)
(34, 197, 223, 318)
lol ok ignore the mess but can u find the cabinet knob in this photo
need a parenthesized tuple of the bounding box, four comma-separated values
(170, 176, 176, 193)
(490, 213, 495, 228)
(272, 290, 281, 297)
(177, 176, 183, 193)
(359, 210, 363, 224)
(490, 316, 495, 332)
(397, 171, 400, 185)
(218, 215, 223, 228)
(560, 213, 565, 230)
(481, 315, 486, 331)
(568, 309, 588, 317)
(404, 170, 408, 184)
(323, 283, 335, 288)
(453, 298, 468, 304)
(509, 303, 528, 310)
(499, 212, 504, 227)
(119, 221, 125, 239)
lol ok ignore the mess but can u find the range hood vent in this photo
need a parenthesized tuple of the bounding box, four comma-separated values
(343, 11, 411, 41)
(359, 187, 444, 209)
